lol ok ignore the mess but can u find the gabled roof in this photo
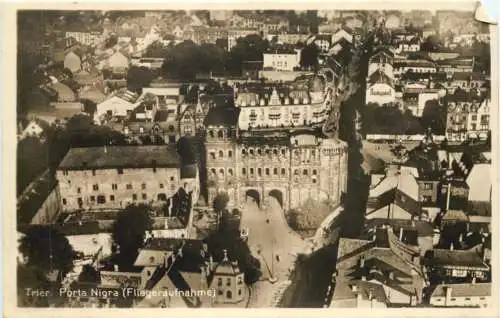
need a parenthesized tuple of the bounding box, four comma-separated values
(430, 283, 491, 298)
(368, 70, 394, 87)
(204, 107, 240, 127)
(425, 249, 489, 269)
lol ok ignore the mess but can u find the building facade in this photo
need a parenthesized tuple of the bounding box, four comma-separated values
(56, 145, 199, 213)
(263, 49, 301, 71)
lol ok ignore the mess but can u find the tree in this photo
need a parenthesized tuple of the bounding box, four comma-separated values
(126, 66, 154, 94)
(19, 226, 74, 276)
(78, 264, 100, 283)
(226, 35, 269, 75)
(144, 40, 169, 58)
(300, 43, 319, 70)
(17, 265, 52, 307)
(421, 99, 445, 134)
(105, 35, 118, 49)
(177, 136, 197, 165)
(17, 136, 49, 195)
(111, 204, 153, 269)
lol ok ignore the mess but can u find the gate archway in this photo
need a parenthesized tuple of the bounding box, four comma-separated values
(268, 189, 284, 208)
(245, 189, 261, 207)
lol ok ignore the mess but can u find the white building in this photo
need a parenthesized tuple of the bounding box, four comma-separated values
(368, 50, 394, 79)
(65, 31, 102, 46)
(263, 49, 302, 71)
(366, 70, 396, 105)
(467, 97, 490, 139)
(331, 28, 353, 45)
(95, 90, 140, 124)
(429, 283, 491, 308)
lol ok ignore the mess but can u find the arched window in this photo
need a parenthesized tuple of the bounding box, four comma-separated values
(257, 149, 262, 156)
(281, 168, 286, 175)
(265, 168, 270, 176)
(265, 149, 270, 155)
(219, 150, 224, 158)
(294, 169, 299, 175)
(281, 149, 286, 156)
(228, 150, 233, 158)
(228, 168, 233, 176)
(313, 169, 317, 175)
(217, 130, 224, 138)
(211, 168, 216, 175)
(219, 168, 225, 176)
(226, 290, 232, 299)
(242, 149, 246, 155)
(249, 149, 254, 156)
(242, 168, 246, 175)
(209, 130, 214, 138)
(250, 168, 254, 175)
(311, 150, 316, 158)
(303, 169, 308, 175)
(273, 149, 278, 155)
(257, 168, 262, 176)
(273, 168, 278, 175)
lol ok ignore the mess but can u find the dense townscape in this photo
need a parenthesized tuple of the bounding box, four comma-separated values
(16, 9, 492, 308)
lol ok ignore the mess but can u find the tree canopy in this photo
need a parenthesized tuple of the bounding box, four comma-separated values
(421, 99, 446, 134)
(300, 43, 319, 70)
(111, 204, 153, 269)
(126, 66, 154, 93)
(19, 226, 75, 276)
(361, 103, 424, 135)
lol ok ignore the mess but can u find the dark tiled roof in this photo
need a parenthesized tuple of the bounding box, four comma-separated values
(204, 107, 240, 127)
(430, 283, 491, 298)
(368, 70, 394, 87)
(17, 176, 58, 225)
(58, 145, 181, 170)
(425, 249, 489, 269)
(452, 72, 486, 82)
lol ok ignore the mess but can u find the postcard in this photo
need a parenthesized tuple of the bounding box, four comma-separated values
(2, 1, 498, 317)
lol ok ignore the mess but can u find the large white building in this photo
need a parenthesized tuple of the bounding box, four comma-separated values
(56, 145, 199, 213)
(365, 70, 396, 105)
(263, 49, 302, 71)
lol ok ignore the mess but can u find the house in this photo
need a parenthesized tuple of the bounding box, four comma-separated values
(331, 28, 353, 45)
(465, 164, 491, 216)
(262, 48, 302, 71)
(177, 103, 205, 137)
(365, 70, 395, 105)
(429, 283, 491, 307)
(366, 166, 421, 220)
(368, 49, 394, 79)
(330, 226, 426, 307)
(106, 51, 130, 74)
(17, 174, 60, 226)
(437, 58, 475, 74)
(64, 51, 82, 73)
(467, 97, 490, 139)
(450, 72, 486, 92)
(401, 88, 440, 117)
(384, 14, 402, 29)
(276, 33, 309, 46)
(241, 61, 263, 80)
(424, 247, 490, 283)
(393, 60, 437, 78)
(313, 34, 332, 53)
(330, 280, 388, 308)
(50, 82, 77, 102)
(422, 26, 437, 39)
(94, 89, 140, 124)
(27, 103, 86, 126)
(20, 119, 47, 139)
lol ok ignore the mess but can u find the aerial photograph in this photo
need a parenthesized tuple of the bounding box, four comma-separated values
(15, 8, 492, 308)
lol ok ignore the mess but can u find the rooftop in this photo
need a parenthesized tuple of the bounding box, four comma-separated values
(425, 249, 489, 269)
(204, 107, 240, 127)
(430, 283, 491, 298)
(58, 145, 181, 170)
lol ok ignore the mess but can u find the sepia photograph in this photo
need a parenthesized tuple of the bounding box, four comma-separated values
(4, 1, 497, 315)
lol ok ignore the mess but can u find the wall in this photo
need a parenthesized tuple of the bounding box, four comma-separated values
(67, 232, 113, 257)
(56, 166, 181, 212)
(258, 70, 313, 82)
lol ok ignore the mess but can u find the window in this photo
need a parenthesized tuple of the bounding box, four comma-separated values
(281, 168, 286, 175)
(273, 149, 278, 155)
(257, 168, 262, 176)
(228, 168, 233, 176)
(250, 168, 254, 175)
(281, 149, 286, 156)
(126, 184, 133, 190)
(218, 290, 223, 296)
(265, 168, 270, 176)
(226, 278, 231, 286)
(170, 176, 175, 181)
(242, 168, 246, 175)
(141, 183, 146, 190)
(218, 278, 222, 286)
(294, 169, 299, 175)
(153, 167, 157, 173)
(62, 198, 67, 205)
(217, 130, 224, 138)
(257, 149, 262, 156)
(450, 298, 456, 301)
(97, 195, 106, 204)
(312, 169, 317, 175)
(303, 169, 308, 176)
(117, 168, 123, 174)
(238, 289, 242, 296)
(219, 169, 225, 176)
(228, 150, 233, 158)
(90, 196, 96, 202)
(465, 297, 471, 301)
(112, 184, 118, 190)
(159, 183, 164, 188)
(211, 168, 216, 175)
(142, 193, 147, 200)
(132, 194, 137, 201)
(237, 276, 243, 284)
(424, 183, 433, 190)
(242, 149, 246, 155)
(472, 115, 477, 121)
(92, 169, 96, 176)
(77, 187, 81, 194)
(249, 149, 254, 156)
(226, 290, 232, 299)
(93, 184, 99, 191)
(210, 152, 216, 160)
(209, 130, 214, 138)
(273, 168, 278, 175)
(110, 195, 115, 202)
(63, 170, 68, 176)
(219, 150, 224, 158)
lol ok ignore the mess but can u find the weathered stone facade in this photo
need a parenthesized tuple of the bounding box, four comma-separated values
(205, 127, 348, 210)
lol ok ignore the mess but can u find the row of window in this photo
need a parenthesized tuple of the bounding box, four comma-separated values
(210, 167, 319, 177)
(209, 150, 233, 159)
(62, 167, 175, 176)
(62, 192, 167, 206)
(85, 181, 175, 192)
(217, 277, 244, 287)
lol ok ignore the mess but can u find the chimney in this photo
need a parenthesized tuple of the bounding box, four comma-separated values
(209, 255, 214, 271)
(399, 227, 404, 241)
(223, 249, 229, 262)
(458, 233, 463, 243)
(361, 275, 367, 281)
(472, 277, 476, 284)
(445, 286, 452, 306)
(356, 290, 362, 304)
(351, 284, 358, 292)
(359, 256, 365, 268)
(200, 266, 207, 288)
(450, 242, 454, 251)
(104, 145, 108, 154)
(114, 264, 119, 272)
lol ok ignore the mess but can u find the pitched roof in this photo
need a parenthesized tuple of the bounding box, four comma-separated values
(204, 107, 240, 127)
(58, 145, 181, 170)
(368, 70, 394, 87)
(430, 283, 491, 298)
(425, 249, 489, 269)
